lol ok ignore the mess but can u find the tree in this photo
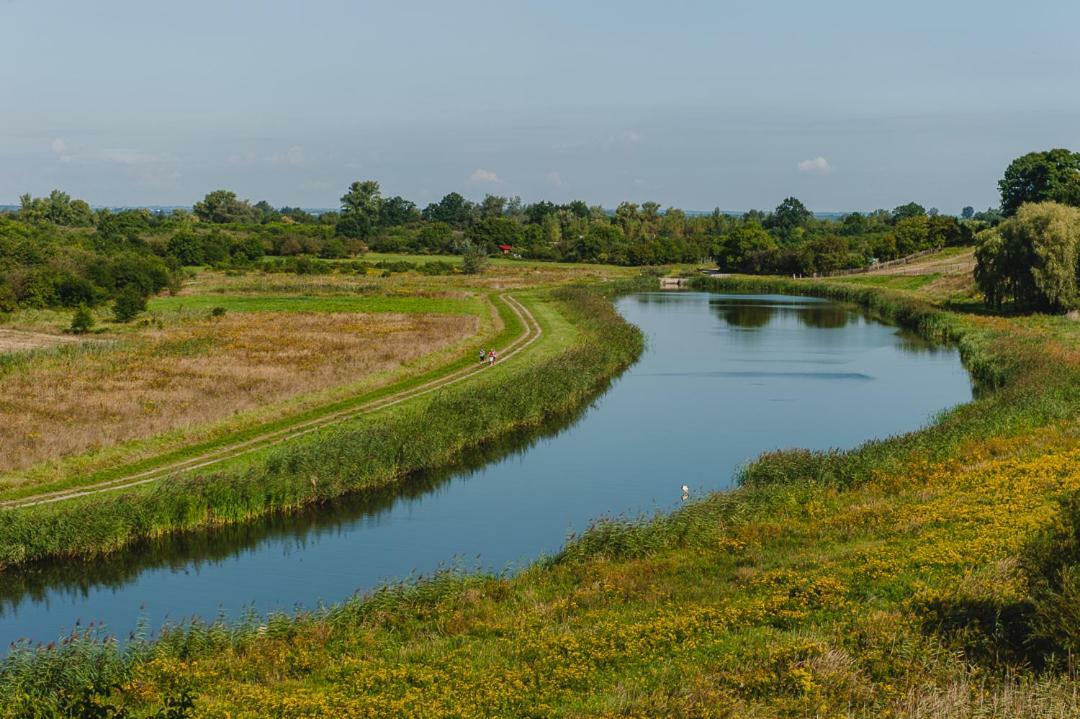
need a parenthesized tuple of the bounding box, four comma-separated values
(974, 202, 1080, 312)
(479, 194, 508, 218)
(717, 224, 776, 272)
(252, 200, 280, 223)
(962, 206, 975, 220)
(17, 190, 92, 226)
(336, 181, 383, 239)
(467, 217, 522, 252)
(69, 305, 95, 334)
(416, 222, 454, 253)
(193, 190, 255, 224)
(999, 149, 1080, 216)
(378, 196, 419, 227)
(424, 192, 474, 227)
(767, 197, 813, 242)
(893, 215, 930, 255)
(891, 202, 927, 223)
(113, 286, 148, 322)
(839, 212, 868, 236)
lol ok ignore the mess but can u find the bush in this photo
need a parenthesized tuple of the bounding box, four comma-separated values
(69, 305, 95, 334)
(461, 241, 488, 275)
(113, 286, 147, 322)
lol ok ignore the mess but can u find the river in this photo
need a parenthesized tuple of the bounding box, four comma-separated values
(0, 292, 972, 649)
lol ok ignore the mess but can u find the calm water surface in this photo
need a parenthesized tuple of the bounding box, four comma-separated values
(1, 293, 972, 648)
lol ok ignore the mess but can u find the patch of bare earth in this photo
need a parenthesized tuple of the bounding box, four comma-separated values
(0, 311, 477, 473)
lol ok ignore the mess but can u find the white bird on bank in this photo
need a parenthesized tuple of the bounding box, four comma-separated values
(681, 484, 690, 498)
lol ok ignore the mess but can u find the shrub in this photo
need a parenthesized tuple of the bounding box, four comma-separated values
(461, 241, 488, 275)
(68, 305, 95, 334)
(113, 286, 147, 323)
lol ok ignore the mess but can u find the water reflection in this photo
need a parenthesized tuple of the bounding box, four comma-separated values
(707, 296, 854, 330)
(0, 408, 591, 620)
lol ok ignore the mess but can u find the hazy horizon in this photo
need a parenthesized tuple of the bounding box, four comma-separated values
(3, 1, 1079, 212)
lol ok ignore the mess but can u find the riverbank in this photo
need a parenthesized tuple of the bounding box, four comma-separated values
(0, 282, 646, 570)
(3, 276, 1078, 718)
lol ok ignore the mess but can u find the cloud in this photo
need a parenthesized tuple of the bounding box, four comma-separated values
(49, 139, 169, 166)
(270, 145, 305, 167)
(797, 156, 832, 174)
(620, 129, 642, 144)
(228, 147, 305, 168)
(468, 168, 500, 183)
(545, 170, 564, 187)
(51, 137, 73, 162)
(97, 148, 162, 165)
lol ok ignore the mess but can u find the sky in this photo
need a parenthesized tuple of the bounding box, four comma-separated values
(2, 0, 1079, 213)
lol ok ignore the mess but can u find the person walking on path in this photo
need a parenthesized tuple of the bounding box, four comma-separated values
(488, 349, 497, 367)
(479, 348, 487, 364)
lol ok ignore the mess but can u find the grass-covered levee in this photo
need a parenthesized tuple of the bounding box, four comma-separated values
(0, 282, 647, 569)
(3, 276, 1079, 718)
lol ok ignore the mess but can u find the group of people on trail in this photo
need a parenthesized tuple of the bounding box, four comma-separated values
(479, 347, 498, 366)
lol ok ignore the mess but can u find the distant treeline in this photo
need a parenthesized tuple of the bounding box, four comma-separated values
(5, 148, 1078, 316)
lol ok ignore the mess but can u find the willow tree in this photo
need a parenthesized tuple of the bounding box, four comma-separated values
(975, 202, 1080, 312)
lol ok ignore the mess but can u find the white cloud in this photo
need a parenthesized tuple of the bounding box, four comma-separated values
(545, 170, 564, 187)
(797, 156, 832, 174)
(468, 168, 500, 183)
(620, 129, 642, 144)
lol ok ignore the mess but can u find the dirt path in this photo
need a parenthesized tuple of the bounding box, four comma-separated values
(862, 247, 975, 277)
(3, 293, 542, 510)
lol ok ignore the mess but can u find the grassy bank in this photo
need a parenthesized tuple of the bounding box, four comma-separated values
(0, 282, 646, 570)
(3, 276, 1079, 718)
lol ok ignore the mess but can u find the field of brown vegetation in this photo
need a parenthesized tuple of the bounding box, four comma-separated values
(0, 310, 476, 475)
(0, 328, 82, 353)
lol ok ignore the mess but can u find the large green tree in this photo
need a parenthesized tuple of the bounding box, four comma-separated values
(766, 197, 813, 242)
(336, 181, 383, 239)
(717, 224, 776, 272)
(193, 190, 255, 224)
(975, 202, 1080, 311)
(423, 192, 474, 227)
(999, 149, 1080, 216)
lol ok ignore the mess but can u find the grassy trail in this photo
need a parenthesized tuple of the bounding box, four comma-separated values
(0, 293, 539, 508)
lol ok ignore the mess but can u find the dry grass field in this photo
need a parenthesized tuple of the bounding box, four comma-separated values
(0, 257, 635, 485)
(0, 328, 83, 353)
(0, 309, 477, 474)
